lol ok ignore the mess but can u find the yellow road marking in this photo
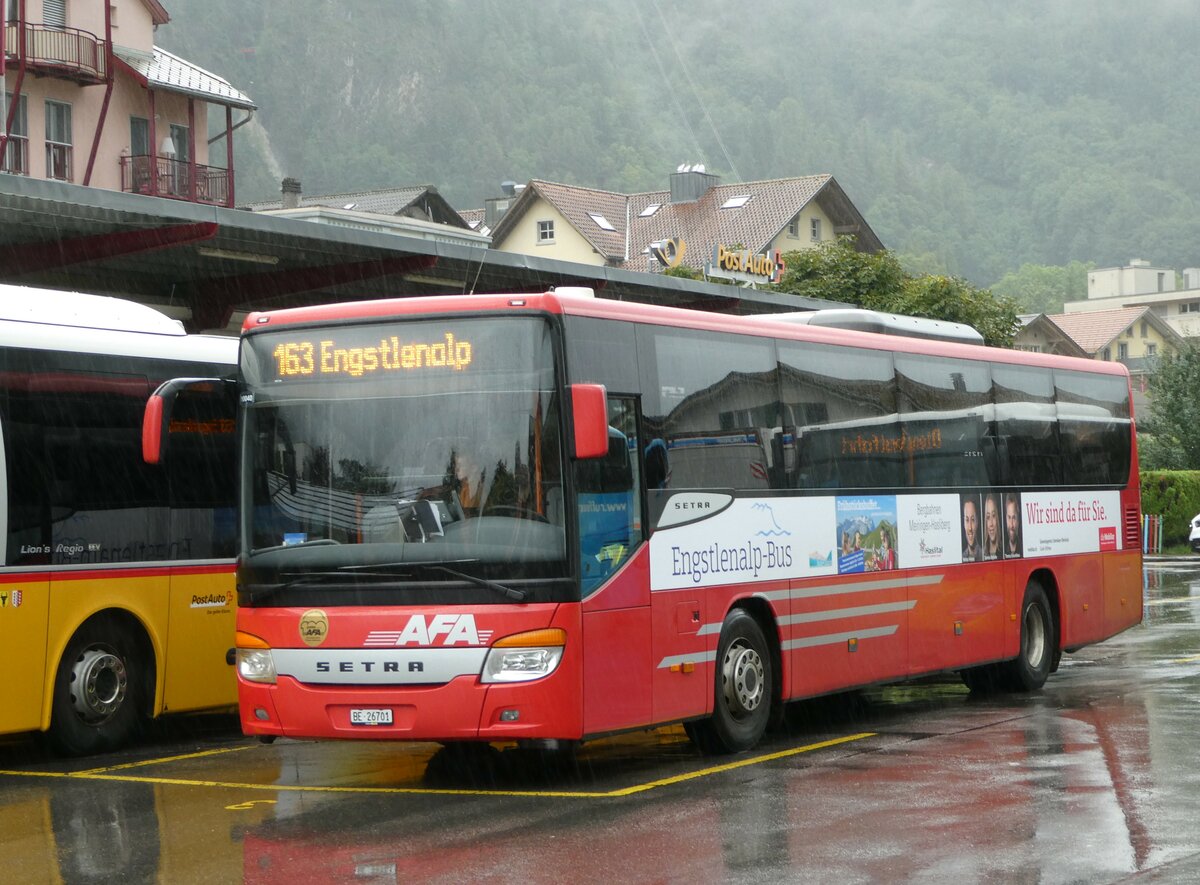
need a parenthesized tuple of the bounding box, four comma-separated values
(1171, 654, 1200, 664)
(0, 732, 875, 799)
(76, 744, 255, 775)
(226, 799, 278, 810)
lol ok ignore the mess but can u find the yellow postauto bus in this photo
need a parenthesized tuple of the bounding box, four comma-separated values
(0, 285, 237, 754)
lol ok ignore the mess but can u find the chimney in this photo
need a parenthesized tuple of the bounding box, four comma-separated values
(281, 177, 302, 210)
(669, 163, 719, 203)
(485, 180, 524, 229)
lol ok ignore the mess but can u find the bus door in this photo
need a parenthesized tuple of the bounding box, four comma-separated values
(0, 386, 55, 733)
(580, 396, 652, 735)
(156, 380, 239, 712)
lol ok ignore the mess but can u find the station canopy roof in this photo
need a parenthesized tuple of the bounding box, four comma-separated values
(0, 176, 843, 333)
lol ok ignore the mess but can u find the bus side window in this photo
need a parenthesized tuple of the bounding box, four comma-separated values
(577, 396, 641, 595)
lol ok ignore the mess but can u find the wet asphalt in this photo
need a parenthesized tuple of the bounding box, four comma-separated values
(3, 559, 1200, 883)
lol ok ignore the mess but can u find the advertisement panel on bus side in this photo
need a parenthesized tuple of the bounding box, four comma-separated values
(647, 490, 1125, 592)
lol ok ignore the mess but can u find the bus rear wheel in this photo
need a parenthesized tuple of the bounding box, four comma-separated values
(685, 609, 773, 754)
(1000, 580, 1055, 691)
(48, 618, 146, 756)
(960, 581, 1055, 695)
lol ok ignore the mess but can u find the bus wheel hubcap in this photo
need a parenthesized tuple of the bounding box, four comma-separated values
(1023, 606, 1046, 669)
(722, 642, 765, 717)
(70, 649, 127, 722)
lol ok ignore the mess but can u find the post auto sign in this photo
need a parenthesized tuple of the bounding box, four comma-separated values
(707, 244, 786, 284)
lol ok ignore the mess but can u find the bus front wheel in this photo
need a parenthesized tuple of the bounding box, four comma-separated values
(685, 609, 772, 754)
(48, 617, 147, 756)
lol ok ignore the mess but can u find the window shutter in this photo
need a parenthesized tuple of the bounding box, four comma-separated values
(44, 0, 66, 29)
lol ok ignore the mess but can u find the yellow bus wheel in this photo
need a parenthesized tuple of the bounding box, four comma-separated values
(48, 617, 147, 756)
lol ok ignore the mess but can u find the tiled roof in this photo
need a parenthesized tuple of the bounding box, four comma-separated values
(115, 47, 255, 109)
(489, 174, 882, 271)
(1046, 307, 1151, 353)
(522, 180, 631, 259)
(622, 175, 837, 272)
(457, 208, 488, 233)
(244, 186, 436, 214)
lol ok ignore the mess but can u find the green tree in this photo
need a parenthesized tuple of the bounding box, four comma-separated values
(989, 261, 1093, 315)
(774, 238, 907, 306)
(887, 275, 1019, 348)
(1146, 344, 1200, 469)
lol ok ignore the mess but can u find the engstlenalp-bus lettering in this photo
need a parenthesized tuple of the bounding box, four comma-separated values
(671, 540, 794, 584)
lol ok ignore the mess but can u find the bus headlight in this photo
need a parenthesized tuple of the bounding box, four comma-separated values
(481, 628, 566, 683)
(235, 631, 277, 684)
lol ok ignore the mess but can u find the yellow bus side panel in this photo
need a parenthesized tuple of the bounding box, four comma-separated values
(164, 570, 237, 713)
(43, 572, 170, 730)
(0, 578, 50, 735)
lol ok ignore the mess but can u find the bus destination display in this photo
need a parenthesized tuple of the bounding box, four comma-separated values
(272, 331, 473, 380)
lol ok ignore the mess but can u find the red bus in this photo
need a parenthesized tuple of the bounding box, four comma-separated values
(205, 290, 1140, 753)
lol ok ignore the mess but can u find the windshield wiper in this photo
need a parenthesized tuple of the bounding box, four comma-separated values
(248, 562, 528, 602)
(318, 561, 528, 601)
(424, 565, 527, 602)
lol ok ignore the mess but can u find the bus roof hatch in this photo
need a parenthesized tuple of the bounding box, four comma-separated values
(754, 308, 985, 345)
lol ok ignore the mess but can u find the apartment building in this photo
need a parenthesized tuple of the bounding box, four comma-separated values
(2, 0, 254, 206)
(1063, 259, 1200, 339)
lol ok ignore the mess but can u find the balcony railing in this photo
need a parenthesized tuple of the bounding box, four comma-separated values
(120, 154, 232, 207)
(4, 21, 108, 84)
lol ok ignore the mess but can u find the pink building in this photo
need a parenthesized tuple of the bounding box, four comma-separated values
(2, 0, 254, 207)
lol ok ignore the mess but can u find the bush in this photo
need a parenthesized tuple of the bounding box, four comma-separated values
(1140, 470, 1200, 546)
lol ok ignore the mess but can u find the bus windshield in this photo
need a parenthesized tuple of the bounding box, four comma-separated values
(239, 316, 567, 598)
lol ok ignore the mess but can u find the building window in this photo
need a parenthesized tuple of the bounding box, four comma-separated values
(163, 123, 189, 196)
(44, 100, 72, 182)
(1101, 347, 1111, 361)
(810, 218, 822, 241)
(5, 0, 18, 22)
(1158, 272, 1166, 292)
(2, 93, 28, 175)
(788, 215, 799, 237)
(1146, 343, 1157, 357)
(1118, 342, 1128, 361)
(129, 116, 149, 156)
(1140, 321, 1148, 337)
(537, 220, 554, 243)
(587, 212, 615, 232)
(43, 0, 66, 29)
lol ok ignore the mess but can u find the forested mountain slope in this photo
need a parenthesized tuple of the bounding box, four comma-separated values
(159, 0, 1200, 286)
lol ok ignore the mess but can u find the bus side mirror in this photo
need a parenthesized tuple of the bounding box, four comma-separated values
(571, 383, 609, 459)
(143, 377, 237, 465)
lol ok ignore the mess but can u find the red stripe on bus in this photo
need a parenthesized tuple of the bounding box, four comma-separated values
(0, 563, 235, 583)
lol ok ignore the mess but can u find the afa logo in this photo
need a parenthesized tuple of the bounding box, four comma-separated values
(364, 614, 494, 648)
(299, 609, 329, 647)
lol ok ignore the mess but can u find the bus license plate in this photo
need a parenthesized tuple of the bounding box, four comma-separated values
(350, 708, 393, 726)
